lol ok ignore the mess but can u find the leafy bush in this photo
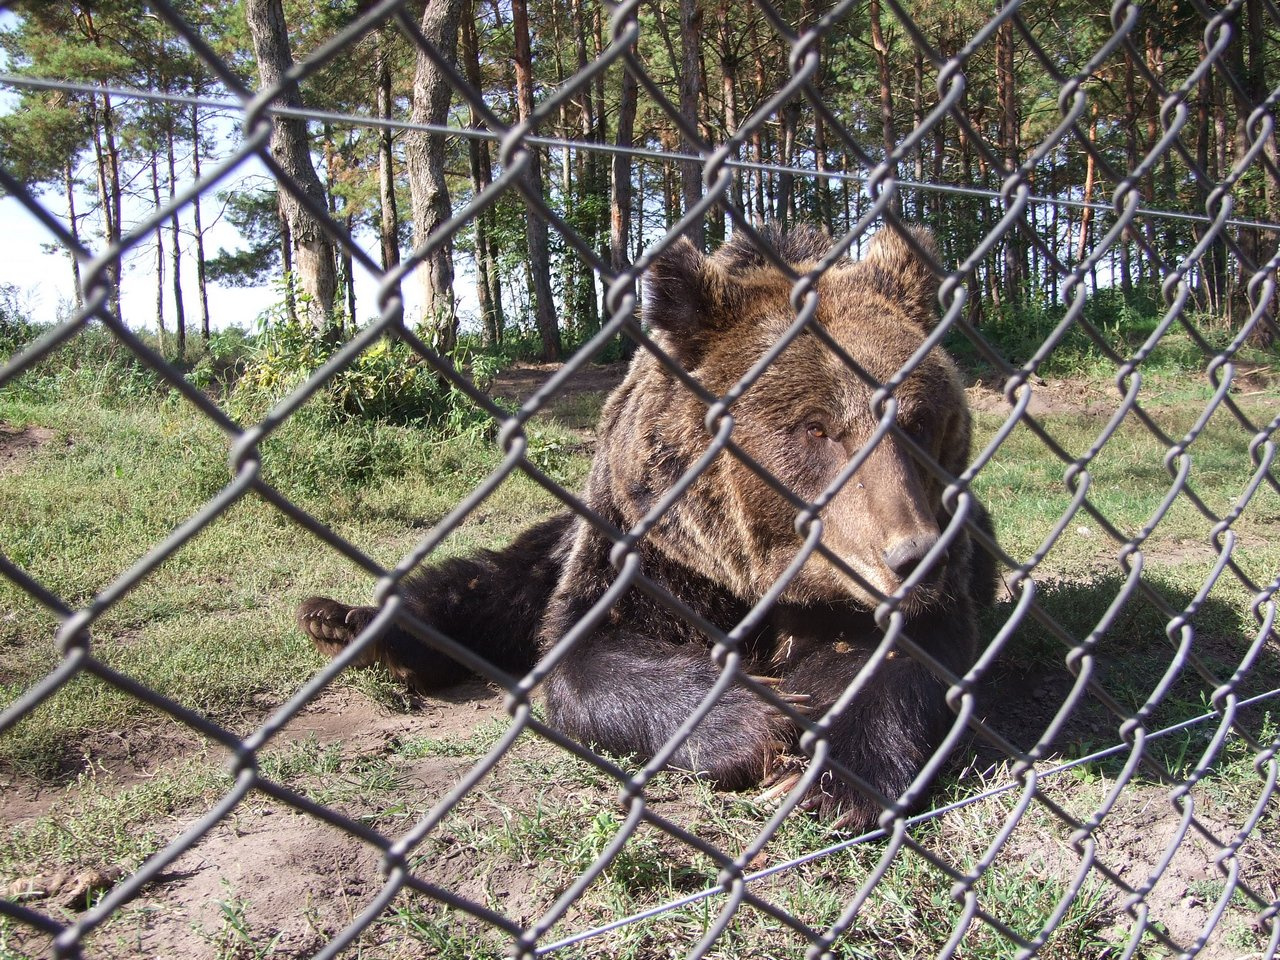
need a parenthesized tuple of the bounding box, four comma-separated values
(0, 283, 35, 358)
(226, 292, 497, 439)
(953, 286, 1207, 377)
(186, 327, 253, 394)
(1, 319, 170, 408)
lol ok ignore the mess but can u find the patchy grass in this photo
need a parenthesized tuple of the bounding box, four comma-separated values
(0, 390, 575, 778)
(1, 358, 1278, 958)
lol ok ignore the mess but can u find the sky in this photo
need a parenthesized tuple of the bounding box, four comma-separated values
(0, 145, 436, 337)
(0, 8, 438, 338)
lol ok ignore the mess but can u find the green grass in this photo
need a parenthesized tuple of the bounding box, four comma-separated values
(0, 390, 575, 778)
(2, 341, 1277, 958)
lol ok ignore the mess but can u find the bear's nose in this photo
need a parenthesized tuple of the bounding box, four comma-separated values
(883, 533, 946, 584)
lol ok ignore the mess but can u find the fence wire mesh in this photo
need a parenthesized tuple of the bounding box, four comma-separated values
(1, 0, 1279, 957)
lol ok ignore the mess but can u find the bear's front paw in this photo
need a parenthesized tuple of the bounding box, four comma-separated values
(297, 597, 378, 662)
(798, 770, 886, 833)
(753, 766, 886, 834)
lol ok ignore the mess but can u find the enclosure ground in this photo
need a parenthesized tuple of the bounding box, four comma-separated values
(2, 365, 1278, 959)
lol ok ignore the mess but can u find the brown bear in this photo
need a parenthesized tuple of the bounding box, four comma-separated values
(298, 224, 994, 831)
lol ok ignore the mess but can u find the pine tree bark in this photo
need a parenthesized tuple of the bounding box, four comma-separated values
(512, 0, 562, 359)
(1228, 0, 1279, 344)
(245, 0, 337, 332)
(190, 106, 211, 342)
(715, 2, 742, 213)
(404, 0, 463, 351)
(166, 126, 187, 359)
(81, 5, 124, 323)
(678, 0, 704, 248)
(377, 34, 401, 275)
(91, 88, 124, 322)
(63, 159, 84, 312)
(150, 157, 165, 346)
(868, 0, 901, 216)
(460, 11, 504, 344)
(611, 55, 639, 282)
(997, 10, 1023, 296)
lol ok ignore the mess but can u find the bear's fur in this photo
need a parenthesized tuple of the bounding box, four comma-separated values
(298, 224, 994, 830)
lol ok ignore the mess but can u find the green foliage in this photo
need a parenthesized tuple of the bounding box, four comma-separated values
(952, 287, 1251, 379)
(0, 285, 34, 357)
(184, 327, 253, 394)
(225, 279, 496, 438)
(204, 187, 282, 288)
(1, 323, 169, 408)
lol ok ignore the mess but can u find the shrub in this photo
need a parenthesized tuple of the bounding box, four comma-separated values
(226, 291, 496, 439)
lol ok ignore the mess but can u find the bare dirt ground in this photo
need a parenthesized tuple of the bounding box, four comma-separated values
(490, 359, 629, 408)
(10, 679, 1272, 959)
(5, 683, 513, 959)
(0, 422, 57, 474)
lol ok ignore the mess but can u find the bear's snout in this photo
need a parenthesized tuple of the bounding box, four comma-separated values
(883, 532, 939, 579)
(882, 532, 947, 588)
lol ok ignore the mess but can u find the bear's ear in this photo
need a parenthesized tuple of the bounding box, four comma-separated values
(643, 236, 731, 365)
(859, 226, 943, 328)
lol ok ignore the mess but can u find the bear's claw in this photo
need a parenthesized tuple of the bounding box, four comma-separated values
(297, 596, 378, 662)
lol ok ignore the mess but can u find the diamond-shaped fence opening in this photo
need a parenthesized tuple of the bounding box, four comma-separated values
(1, 0, 1278, 957)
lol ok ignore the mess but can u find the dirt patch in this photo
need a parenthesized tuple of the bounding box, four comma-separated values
(0, 720, 211, 832)
(4, 682, 515, 958)
(490, 360, 628, 410)
(966, 377, 1117, 418)
(7, 673, 1275, 958)
(0, 422, 57, 474)
(123, 808, 381, 958)
(1000, 777, 1277, 958)
(1232, 362, 1276, 395)
(271, 681, 507, 752)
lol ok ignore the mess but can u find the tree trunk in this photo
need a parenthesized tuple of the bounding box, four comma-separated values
(277, 194, 297, 325)
(245, 0, 337, 333)
(345, 213, 357, 325)
(776, 100, 798, 226)
(751, 19, 768, 222)
(190, 106, 211, 341)
(92, 89, 124, 322)
(997, 10, 1022, 296)
(377, 33, 401, 276)
(552, 21, 578, 340)
(404, 0, 463, 351)
(868, 0, 900, 216)
(716, 2, 742, 213)
(572, 0, 602, 337)
(151, 156, 165, 347)
(678, 0, 704, 248)
(460, 10, 503, 344)
(512, 0, 562, 360)
(1229, 0, 1279, 344)
(1077, 109, 1097, 266)
(913, 45, 925, 191)
(1122, 43, 1139, 293)
(63, 159, 84, 312)
(611, 54, 639, 281)
(166, 126, 187, 360)
(80, 7, 123, 322)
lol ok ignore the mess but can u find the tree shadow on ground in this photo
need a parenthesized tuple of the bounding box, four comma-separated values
(968, 568, 1278, 781)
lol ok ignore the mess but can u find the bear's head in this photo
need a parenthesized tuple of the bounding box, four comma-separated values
(599, 224, 972, 613)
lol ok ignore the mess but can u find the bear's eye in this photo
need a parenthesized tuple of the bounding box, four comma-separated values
(901, 419, 934, 447)
(805, 421, 829, 440)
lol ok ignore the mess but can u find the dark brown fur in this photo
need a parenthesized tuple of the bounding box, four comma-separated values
(299, 225, 995, 830)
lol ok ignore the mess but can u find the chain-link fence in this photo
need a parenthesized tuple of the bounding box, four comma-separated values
(2, 0, 1279, 957)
